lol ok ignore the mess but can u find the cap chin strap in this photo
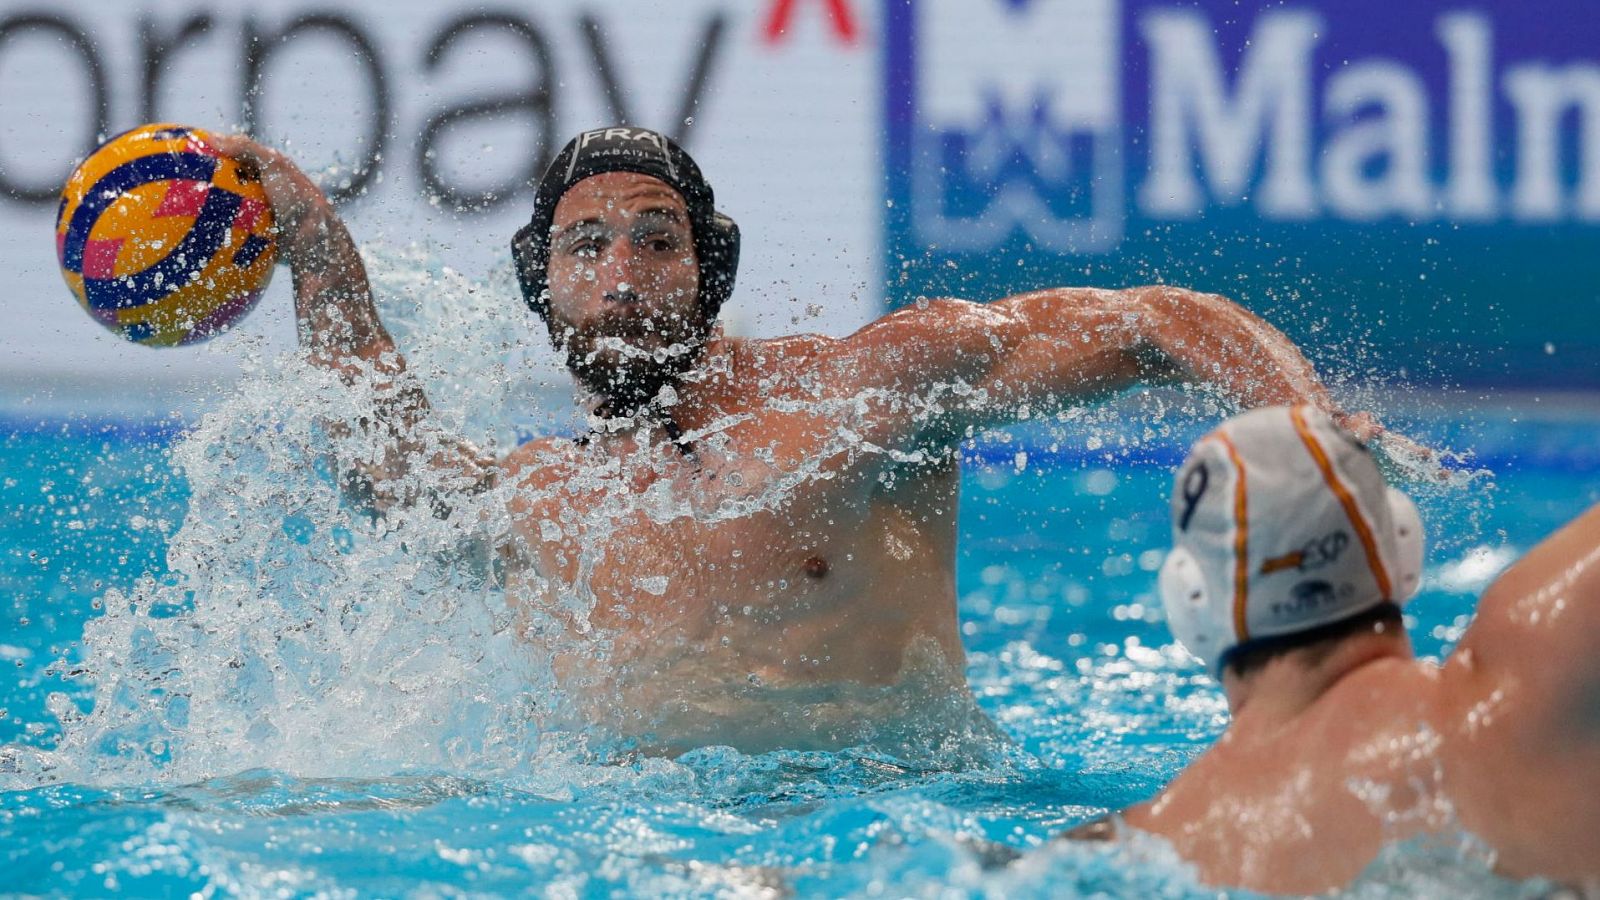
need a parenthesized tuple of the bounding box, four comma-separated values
(1159, 486, 1426, 676)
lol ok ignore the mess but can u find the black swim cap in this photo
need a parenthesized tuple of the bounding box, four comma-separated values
(511, 126, 740, 327)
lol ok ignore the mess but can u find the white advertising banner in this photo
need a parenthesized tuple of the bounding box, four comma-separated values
(0, 0, 882, 414)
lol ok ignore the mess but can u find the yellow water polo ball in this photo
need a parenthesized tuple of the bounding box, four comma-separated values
(55, 123, 276, 347)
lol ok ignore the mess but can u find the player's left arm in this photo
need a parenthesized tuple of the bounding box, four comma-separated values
(1442, 499, 1600, 749)
(819, 285, 1351, 456)
(1434, 499, 1600, 879)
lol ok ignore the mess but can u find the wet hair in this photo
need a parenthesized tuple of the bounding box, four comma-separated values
(1221, 602, 1405, 680)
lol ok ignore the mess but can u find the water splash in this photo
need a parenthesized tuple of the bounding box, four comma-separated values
(8, 242, 560, 786)
(8, 239, 1011, 785)
(0, 238, 1536, 897)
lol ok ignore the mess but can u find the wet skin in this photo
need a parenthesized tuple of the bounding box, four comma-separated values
(217, 135, 1372, 754)
(1117, 500, 1600, 893)
(504, 174, 974, 747)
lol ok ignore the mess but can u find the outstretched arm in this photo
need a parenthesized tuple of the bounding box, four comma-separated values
(209, 134, 495, 506)
(820, 285, 1349, 455)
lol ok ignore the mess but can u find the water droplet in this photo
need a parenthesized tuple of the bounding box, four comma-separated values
(634, 575, 669, 596)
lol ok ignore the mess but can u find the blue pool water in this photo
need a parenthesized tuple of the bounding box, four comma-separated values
(2, 400, 1597, 897)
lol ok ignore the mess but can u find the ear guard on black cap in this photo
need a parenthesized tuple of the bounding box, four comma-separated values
(511, 126, 740, 334)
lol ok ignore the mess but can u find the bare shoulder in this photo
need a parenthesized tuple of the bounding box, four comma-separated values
(741, 332, 834, 367)
(773, 300, 996, 381)
(741, 318, 971, 400)
(1446, 501, 1600, 701)
(498, 434, 576, 489)
(1121, 660, 1443, 892)
(1435, 502, 1600, 880)
(834, 297, 1012, 345)
(1435, 502, 1600, 765)
(732, 333, 839, 389)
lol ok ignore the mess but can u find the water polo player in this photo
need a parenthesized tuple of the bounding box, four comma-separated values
(210, 127, 1415, 755)
(1071, 406, 1599, 894)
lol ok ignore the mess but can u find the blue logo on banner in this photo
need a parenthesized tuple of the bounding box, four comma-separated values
(887, 0, 1124, 255)
(883, 0, 1600, 388)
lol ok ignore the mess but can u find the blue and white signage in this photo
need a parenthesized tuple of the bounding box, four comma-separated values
(886, 0, 1600, 388)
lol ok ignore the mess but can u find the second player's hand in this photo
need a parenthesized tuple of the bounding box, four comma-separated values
(1336, 410, 1448, 482)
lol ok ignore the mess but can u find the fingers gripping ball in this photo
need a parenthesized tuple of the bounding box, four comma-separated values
(55, 123, 276, 347)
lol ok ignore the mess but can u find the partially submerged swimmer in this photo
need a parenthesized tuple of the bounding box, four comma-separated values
(1068, 406, 1600, 894)
(213, 127, 1404, 756)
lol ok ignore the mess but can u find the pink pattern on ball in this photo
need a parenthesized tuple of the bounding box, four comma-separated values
(81, 238, 124, 279)
(152, 180, 210, 219)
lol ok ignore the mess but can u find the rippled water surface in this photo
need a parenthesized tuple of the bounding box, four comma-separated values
(3, 405, 1594, 897)
(2, 252, 1596, 896)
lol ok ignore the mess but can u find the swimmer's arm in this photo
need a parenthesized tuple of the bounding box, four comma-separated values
(1452, 500, 1600, 685)
(208, 134, 396, 379)
(1446, 500, 1600, 731)
(211, 135, 496, 506)
(969, 286, 1336, 424)
(826, 287, 1337, 453)
(1434, 500, 1600, 878)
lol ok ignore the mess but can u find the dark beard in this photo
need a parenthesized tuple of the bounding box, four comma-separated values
(564, 329, 710, 419)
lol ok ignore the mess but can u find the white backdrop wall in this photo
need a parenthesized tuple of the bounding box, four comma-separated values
(0, 1, 883, 415)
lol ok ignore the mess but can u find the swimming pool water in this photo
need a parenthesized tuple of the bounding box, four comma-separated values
(2, 403, 1596, 897)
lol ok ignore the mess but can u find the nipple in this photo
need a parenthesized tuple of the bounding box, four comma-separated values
(804, 555, 830, 578)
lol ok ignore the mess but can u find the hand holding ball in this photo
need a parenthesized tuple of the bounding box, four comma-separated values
(55, 124, 277, 347)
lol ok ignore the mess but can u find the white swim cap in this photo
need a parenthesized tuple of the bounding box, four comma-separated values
(1159, 405, 1424, 676)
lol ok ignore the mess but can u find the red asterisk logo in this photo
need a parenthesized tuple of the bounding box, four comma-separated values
(762, 0, 860, 45)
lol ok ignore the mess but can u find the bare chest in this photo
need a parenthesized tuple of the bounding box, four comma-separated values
(507, 416, 880, 626)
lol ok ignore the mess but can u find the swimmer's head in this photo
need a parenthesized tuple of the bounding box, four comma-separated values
(511, 127, 740, 415)
(1158, 405, 1425, 678)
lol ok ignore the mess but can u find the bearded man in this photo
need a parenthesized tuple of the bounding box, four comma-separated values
(213, 127, 1401, 755)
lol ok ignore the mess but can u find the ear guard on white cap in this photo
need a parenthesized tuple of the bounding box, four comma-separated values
(1158, 485, 1426, 675)
(1158, 546, 1225, 672)
(1385, 486, 1425, 602)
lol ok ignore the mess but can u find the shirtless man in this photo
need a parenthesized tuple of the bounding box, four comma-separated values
(1090, 405, 1600, 893)
(213, 126, 1385, 756)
